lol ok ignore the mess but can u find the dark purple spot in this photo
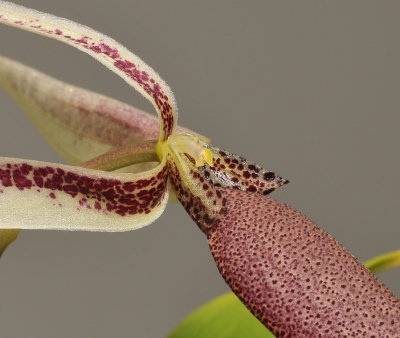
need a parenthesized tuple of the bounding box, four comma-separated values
(263, 172, 276, 181)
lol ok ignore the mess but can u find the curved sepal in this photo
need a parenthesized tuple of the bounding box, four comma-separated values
(0, 156, 168, 231)
(0, 1, 177, 141)
(208, 188, 400, 336)
(0, 55, 160, 164)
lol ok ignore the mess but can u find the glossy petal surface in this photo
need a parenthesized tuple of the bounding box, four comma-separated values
(0, 157, 168, 231)
(0, 1, 177, 141)
(208, 188, 400, 336)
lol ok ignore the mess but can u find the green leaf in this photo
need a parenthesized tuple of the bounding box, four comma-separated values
(0, 229, 20, 257)
(168, 249, 400, 338)
(167, 293, 275, 338)
(364, 249, 400, 274)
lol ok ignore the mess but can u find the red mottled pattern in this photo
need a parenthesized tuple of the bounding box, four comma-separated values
(1, 55, 199, 151)
(3, 61, 160, 144)
(0, 12, 175, 140)
(0, 162, 167, 216)
(203, 145, 289, 195)
(168, 154, 226, 233)
(208, 188, 400, 337)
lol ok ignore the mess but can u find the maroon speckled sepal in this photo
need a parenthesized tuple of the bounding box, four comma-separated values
(207, 188, 400, 337)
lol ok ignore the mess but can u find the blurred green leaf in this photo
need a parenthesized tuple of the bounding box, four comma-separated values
(168, 293, 274, 338)
(364, 249, 400, 274)
(168, 248, 400, 338)
(0, 229, 19, 257)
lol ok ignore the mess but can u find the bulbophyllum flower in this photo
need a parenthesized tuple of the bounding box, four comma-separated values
(0, 2, 399, 336)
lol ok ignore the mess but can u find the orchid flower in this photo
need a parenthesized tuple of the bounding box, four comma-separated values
(1, 2, 400, 337)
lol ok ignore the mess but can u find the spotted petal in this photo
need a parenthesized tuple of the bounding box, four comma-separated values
(0, 156, 168, 231)
(176, 136, 288, 196)
(0, 1, 177, 141)
(203, 144, 289, 195)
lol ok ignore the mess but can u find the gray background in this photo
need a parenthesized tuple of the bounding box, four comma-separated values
(1, 1, 399, 337)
